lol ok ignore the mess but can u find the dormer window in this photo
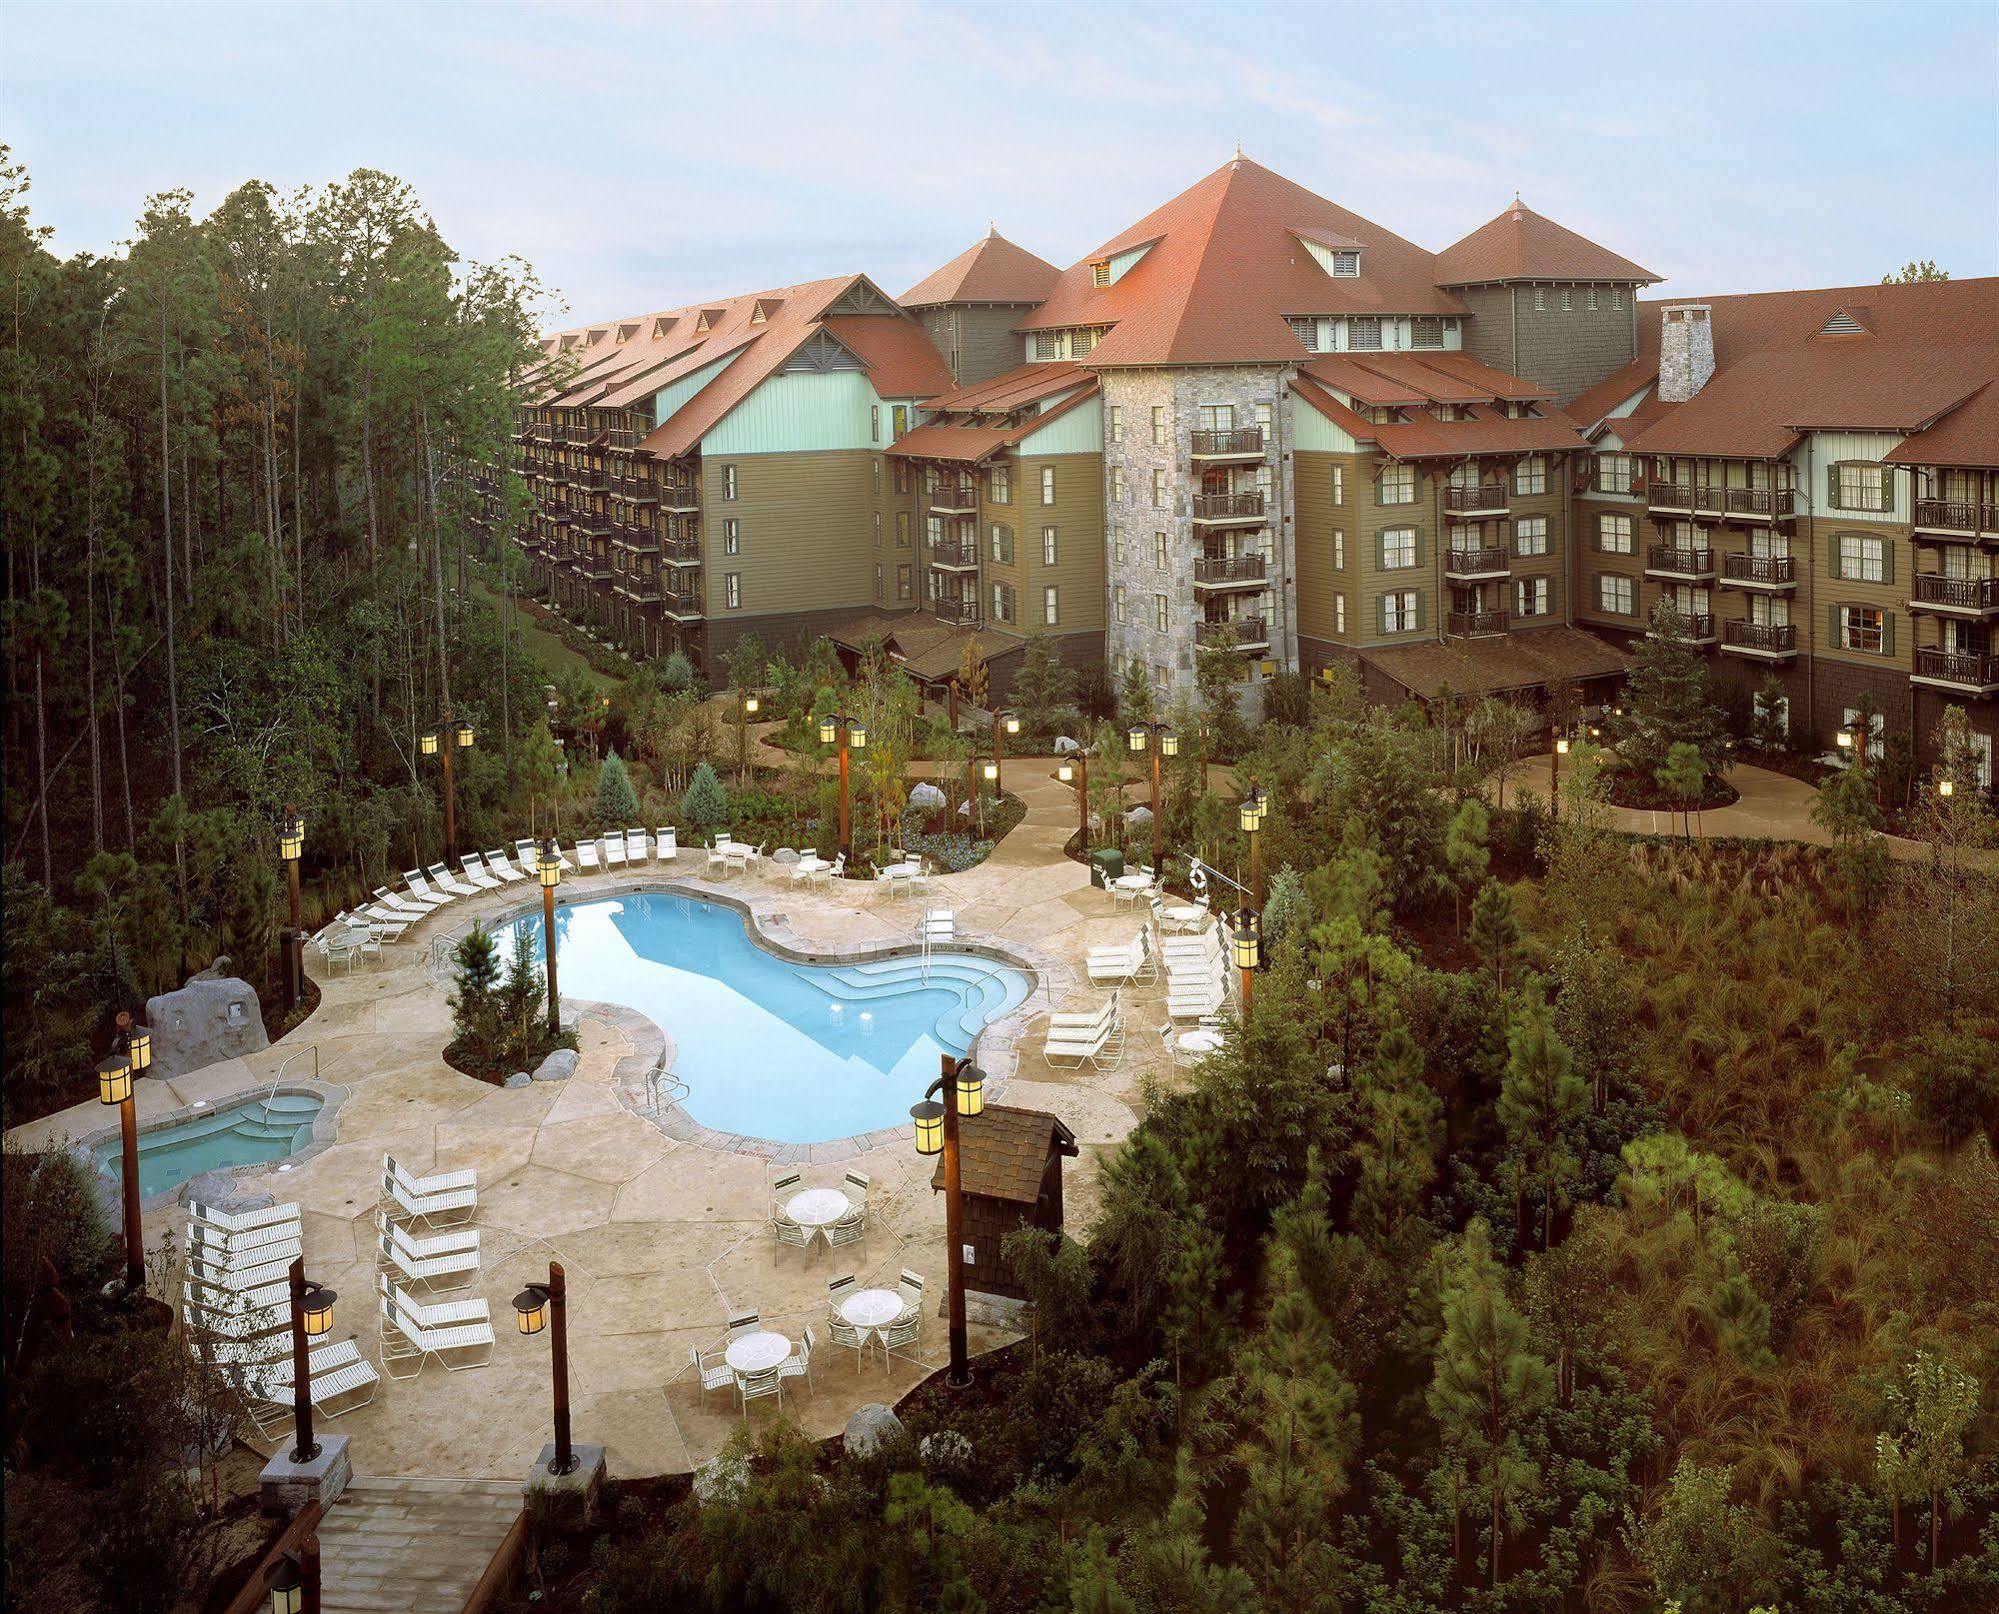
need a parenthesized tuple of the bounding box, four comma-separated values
(1287, 316, 1319, 351)
(696, 307, 726, 333)
(651, 317, 675, 340)
(1033, 331, 1065, 361)
(1347, 316, 1382, 352)
(1332, 250, 1360, 277)
(1072, 328, 1096, 356)
(1091, 261, 1111, 288)
(1819, 309, 1865, 337)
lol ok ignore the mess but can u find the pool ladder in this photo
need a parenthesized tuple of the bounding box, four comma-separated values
(257, 1044, 319, 1110)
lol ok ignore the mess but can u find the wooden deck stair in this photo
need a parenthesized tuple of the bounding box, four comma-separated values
(315, 1475, 520, 1613)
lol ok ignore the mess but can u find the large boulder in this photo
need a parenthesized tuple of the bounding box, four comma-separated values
(144, 977, 268, 1083)
(531, 1049, 579, 1083)
(907, 782, 946, 812)
(843, 1402, 904, 1460)
(502, 1071, 531, 1089)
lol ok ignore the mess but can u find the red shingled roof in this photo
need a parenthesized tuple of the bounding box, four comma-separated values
(922, 359, 1091, 413)
(901, 229, 1060, 308)
(891, 377, 1099, 460)
(1021, 155, 1466, 367)
(1292, 351, 1587, 460)
(822, 314, 955, 398)
(1886, 382, 1999, 468)
(1434, 199, 1658, 287)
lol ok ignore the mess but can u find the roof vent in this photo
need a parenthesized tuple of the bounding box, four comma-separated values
(751, 298, 784, 325)
(651, 317, 676, 340)
(1818, 309, 1865, 337)
(695, 307, 727, 333)
(617, 323, 639, 344)
(586, 328, 608, 345)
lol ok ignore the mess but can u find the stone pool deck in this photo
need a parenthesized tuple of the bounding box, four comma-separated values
(10, 760, 1186, 1480)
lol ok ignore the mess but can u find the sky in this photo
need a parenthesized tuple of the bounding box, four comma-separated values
(5, 0, 1996, 326)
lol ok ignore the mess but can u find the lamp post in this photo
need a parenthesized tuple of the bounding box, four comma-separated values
(736, 690, 760, 785)
(421, 714, 476, 864)
(1238, 785, 1268, 907)
(98, 1012, 149, 1293)
(1232, 908, 1262, 1014)
(910, 1053, 983, 1389)
(978, 758, 998, 838)
(538, 837, 562, 1039)
(279, 807, 306, 1014)
(1127, 721, 1179, 872)
(1057, 754, 1089, 851)
(819, 713, 867, 859)
(989, 709, 1020, 797)
(1836, 715, 1870, 783)
(266, 1533, 321, 1614)
(512, 1262, 575, 1477)
(1551, 734, 1570, 821)
(286, 1257, 337, 1464)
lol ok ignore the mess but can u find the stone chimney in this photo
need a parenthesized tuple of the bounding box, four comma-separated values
(1657, 303, 1715, 403)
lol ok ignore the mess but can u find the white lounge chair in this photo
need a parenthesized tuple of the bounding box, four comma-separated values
(404, 869, 454, 907)
(358, 905, 413, 941)
(656, 827, 678, 861)
(515, 837, 571, 875)
(1087, 927, 1153, 985)
(378, 1283, 495, 1378)
(484, 848, 527, 882)
(1044, 1002, 1123, 1070)
(380, 1167, 476, 1229)
(385, 1152, 476, 1197)
(373, 886, 431, 920)
(574, 840, 601, 874)
(459, 854, 502, 891)
(191, 1201, 301, 1238)
(1167, 959, 1230, 1021)
(190, 1210, 303, 1257)
(186, 1248, 298, 1293)
(186, 1278, 292, 1319)
(376, 1212, 480, 1291)
(625, 828, 651, 863)
(428, 861, 478, 898)
(1048, 992, 1119, 1035)
(602, 834, 627, 870)
(234, 1340, 380, 1437)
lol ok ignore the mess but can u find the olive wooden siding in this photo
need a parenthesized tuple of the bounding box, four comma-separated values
(700, 449, 884, 620)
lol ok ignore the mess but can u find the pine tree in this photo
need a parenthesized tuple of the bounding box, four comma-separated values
(1496, 987, 1587, 1248)
(679, 760, 729, 833)
(1353, 1024, 1442, 1246)
(1614, 600, 1728, 781)
(1425, 1220, 1553, 1589)
(1013, 632, 1073, 736)
(1443, 797, 1490, 932)
(1657, 740, 1707, 841)
(497, 918, 544, 1064)
(1118, 658, 1153, 725)
(1467, 879, 1521, 989)
(594, 747, 639, 823)
(448, 924, 502, 1061)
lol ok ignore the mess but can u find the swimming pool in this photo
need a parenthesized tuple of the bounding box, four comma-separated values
(493, 893, 1032, 1143)
(93, 1092, 326, 1201)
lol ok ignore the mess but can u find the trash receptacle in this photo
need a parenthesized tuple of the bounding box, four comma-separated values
(1089, 848, 1125, 890)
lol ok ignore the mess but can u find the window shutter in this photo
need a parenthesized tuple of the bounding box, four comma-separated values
(1415, 593, 1425, 632)
(1828, 603, 1841, 645)
(1829, 538, 1842, 581)
(1879, 471, 1895, 515)
(1883, 612, 1896, 658)
(1826, 464, 1840, 511)
(1881, 540, 1894, 586)
(1379, 596, 1390, 634)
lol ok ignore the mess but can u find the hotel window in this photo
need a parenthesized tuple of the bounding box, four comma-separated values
(1152, 469, 1168, 508)
(1586, 288, 1599, 311)
(1596, 452, 1634, 493)
(1411, 315, 1445, 350)
(989, 465, 1011, 504)
(1256, 401, 1273, 435)
(1287, 316, 1318, 350)
(722, 465, 738, 500)
(1515, 576, 1551, 618)
(1198, 403, 1234, 431)
(1112, 465, 1127, 503)
(1114, 585, 1128, 623)
(1377, 462, 1416, 505)
(1109, 405, 1123, 443)
(1154, 531, 1169, 569)
(1613, 288, 1625, 309)
(992, 582, 1016, 623)
(870, 405, 880, 442)
(1033, 332, 1063, 360)
(926, 515, 942, 549)
(1332, 250, 1360, 277)
(1514, 516, 1549, 556)
(990, 523, 1015, 564)
(1380, 527, 1418, 570)
(1833, 463, 1893, 513)
(1836, 534, 1888, 583)
(1838, 604, 1888, 654)
(1348, 316, 1382, 351)
(1111, 528, 1125, 565)
(898, 511, 912, 546)
(1151, 406, 1167, 445)
(1332, 529, 1346, 569)
(1560, 288, 1573, 311)
(1515, 455, 1547, 495)
(894, 459, 910, 494)
(723, 518, 741, 556)
(897, 564, 912, 601)
(1044, 585, 1060, 625)
(1598, 513, 1634, 553)
(871, 459, 881, 493)
(1534, 288, 1546, 312)
(1334, 593, 1347, 634)
(724, 572, 741, 609)
(1154, 593, 1169, 632)
(1041, 466, 1056, 505)
(1598, 574, 1635, 614)
(1042, 526, 1058, 565)
(1381, 590, 1419, 632)
(873, 563, 883, 601)
(872, 512, 881, 547)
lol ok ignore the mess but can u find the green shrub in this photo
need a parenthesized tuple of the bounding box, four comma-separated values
(680, 762, 730, 833)
(594, 750, 640, 823)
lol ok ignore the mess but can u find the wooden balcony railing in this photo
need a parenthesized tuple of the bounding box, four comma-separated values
(1913, 574, 1999, 611)
(1722, 553, 1796, 586)
(1647, 544, 1716, 576)
(660, 484, 699, 511)
(1444, 483, 1510, 514)
(1657, 612, 1716, 641)
(932, 596, 979, 626)
(1189, 427, 1265, 457)
(1724, 487, 1795, 519)
(1647, 481, 1693, 510)
(661, 588, 703, 618)
(1193, 554, 1268, 586)
(609, 472, 657, 502)
(1447, 609, 1510, 638)
(1722, 619, 1796, 654)
(928, 482, 979, 512)
(928, 539, 979, 568)
(1913, 498, 1997, 534)
(660, 536, 701, 564)
(1196, 615, 1268, 647)
(1444, 546, 1509, 576)
(1914, 647, 1998, 689)
(1191, 491, 1265, 522)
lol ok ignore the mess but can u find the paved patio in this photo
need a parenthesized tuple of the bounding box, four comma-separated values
(13, 759, 1182, 1481)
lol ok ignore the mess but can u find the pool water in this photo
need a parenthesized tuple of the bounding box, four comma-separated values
(95, 1092, 325, 1200)
(493, 893, 1032, 1143)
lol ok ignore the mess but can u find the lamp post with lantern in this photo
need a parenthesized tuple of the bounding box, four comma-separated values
(736, 689, 761, 785)
(421, 715, 476, 863)
(512, 1262, 575, 1478)
(538, 837, 562, 1039)
(1232, 906, 1262, 1014)
(1836, 713, 1871, 784)
(909, 1053, 984, 1389)
(279, 807, 306, 1013)
(1551, 733, 1570, 822)
(990, 709, 1020, 796)
(1057, 753, 1089, 850)
(286, 1258, 338, 1465)
(1238, 784, 1268, 907)
(1127, 721, 1179, 871)
(98, 1012, 150, 1293)
(265, 1531, 321, 1614)
(819, 713, 868, 859)
(977, 757, 999, 838)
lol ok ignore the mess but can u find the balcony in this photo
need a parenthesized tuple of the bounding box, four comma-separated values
(1912, 647, 1999, 694)
(1193, 554, 1268, 589)
(1196, 615, 1269, 649)
(614, 524, 659, 555)
(1444, 483, 1510, 517)
(1447, 609, 1510, 638)
(1189, 427, 1265, 460)
(1721, 486, 1796, 523)
(660, 484, 699, 512)
(1721, 619, 1797, 659)
(928, 539, 979, 570)
(610, 471, 657, 503)
(1913, 498, 1999, 538)
(1646, 544, 1716, 580)
(661, 588, 704, 620)
(1647, 480, 1694, 514)
(928, 482, 979, 514)
(1191, 491, 1265, 525)
(616, 574, 662, 605)
(1911, 574, 1999, 616)
(572, 509, 612, 537)
(1721, 553, 1796, 589)
(1647, 612, 1717, 645)
(1444, 545, 1511, 580)
(661, 535, 701, 565)
(569, 465, 608, 493)
(931, 596, 979, 626)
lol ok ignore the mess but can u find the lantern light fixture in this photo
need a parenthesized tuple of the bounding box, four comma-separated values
(954, 1063, 986, 1119)
(267, 1552, 304, 1614)
(280, 810, 305, 863)
(1161, 732, 1180, 758)
(1002, 712, 1020, 736)
(125, 1022, 152, 1073)
(456, 721, 475, 749)
(1836, 729, 1853, 750)
(909, 1099, 945, 1156)
(981, 760, 999, 784)
(420, 728, 441, 757)
(819, 715, 837, 745)
(1057, 760, 1074, 784)
(1238, 787, 1267, 834)
(538, 837, 562, 890)
(1127, 726, 1146, 752)
(1555, 737, 1570, 756)
(1940, 778, 1955, 798)
(299, 1281, 336, 1339)
(743, 694, 760, 716)
(513, 1284, 550, 1335)
(850, 723, 867, 750)
(97, 1054, 134, 1106)
(1232, 909, 1262, 972)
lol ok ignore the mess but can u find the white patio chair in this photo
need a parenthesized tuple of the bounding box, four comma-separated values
(428, 861, 479, 898)
(459, 854, 502, 890)
(656, 827, 678, 861)
(725, 1309, 760, 1343)
(237, 1343, 380, 1438)
(378, 1289, 495, 1378)
(773, 1215, 811, 1249)
(516, 837, 571, 875)
(825, 1205, 866, 1249)
(738, 1364, 783, 1414)
(1047, 992, 1118, 1035)
(880, 1314, 922, 1368)
(781, 1326, 815, 1392)
(358, 905, 413, 941)
(625, 828, 651, 863)
(601, 834, 627, 870)
(707, 838, 733, 875)
(402, 870, 454, 908)
(842, 1169, 871, 1213)
(771, 1169, 802, 1200)
(315, 929, 361, 972)
(896, 1268, 925, 1322)
(484, 848, 527, 882)
(826, 1308, 869, 1368)
(690, 1345, 735, 1401)
(743, 841, 768, 879)
(376, 1212, 480, 1291)
(574, 840, 601, 874)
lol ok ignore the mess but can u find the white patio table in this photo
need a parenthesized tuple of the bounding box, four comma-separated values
(725, 1329, 791, 1376)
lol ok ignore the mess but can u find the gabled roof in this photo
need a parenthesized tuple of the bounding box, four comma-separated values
(901, 228, 1061, 308)
(1434, 198, 1658, 287)
(821, 314, 955, 398)
(930, 1105, 1078, 1202)
(1021, 155, 1466, 366)
(1566, 279, 1999, 459)
(1886, 382, 1999, 469)
(889, 371, 1100, 462)
(1291, 351, 1584, 459)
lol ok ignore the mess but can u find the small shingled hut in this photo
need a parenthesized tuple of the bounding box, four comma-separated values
(929, 1104, 1079, 1301)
